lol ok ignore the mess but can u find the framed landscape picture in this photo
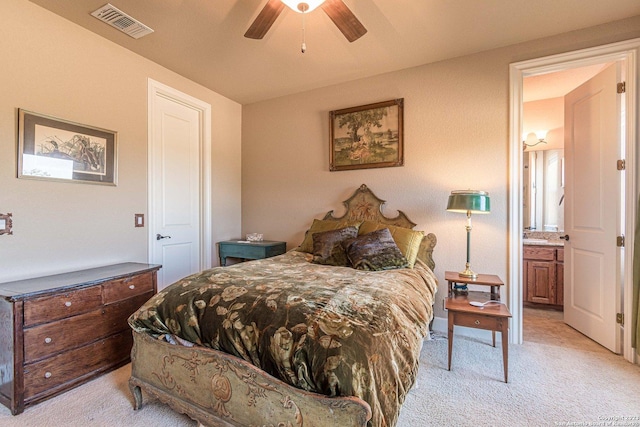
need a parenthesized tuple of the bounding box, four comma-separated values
(18, 109, 117, 185)
(329, 98, 404, 171)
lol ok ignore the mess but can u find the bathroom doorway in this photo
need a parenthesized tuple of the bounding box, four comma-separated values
(508, 38, 639, 362)
(521, 64, 610, 341)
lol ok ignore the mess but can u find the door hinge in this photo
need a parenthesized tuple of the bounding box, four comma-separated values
(616, 313, 624, 325)
(617, 159, 625, 170)
(617, 235, 625, 247)
(617, 82, 626, 94)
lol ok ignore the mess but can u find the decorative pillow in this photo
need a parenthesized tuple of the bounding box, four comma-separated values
(358, 221, 424, 268)
(296, 219, 363, 253)
(343, 228, 409, 271)
(311, 226, 359, 266)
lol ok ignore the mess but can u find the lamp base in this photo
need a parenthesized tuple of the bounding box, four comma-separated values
(458, 265, 478, 279)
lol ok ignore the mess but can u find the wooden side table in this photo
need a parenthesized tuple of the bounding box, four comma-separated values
(445, 271, 504, 300)
(218, 240, 286, 266)
(445, 290, 512, 382)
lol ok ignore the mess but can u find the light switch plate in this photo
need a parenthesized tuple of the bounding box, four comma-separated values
(134, 214, 144, 228)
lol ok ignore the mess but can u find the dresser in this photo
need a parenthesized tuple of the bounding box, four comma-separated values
(0, 262, 160, 415)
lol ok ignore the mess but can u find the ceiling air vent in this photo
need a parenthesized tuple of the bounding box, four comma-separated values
(91, 3, 154, 39)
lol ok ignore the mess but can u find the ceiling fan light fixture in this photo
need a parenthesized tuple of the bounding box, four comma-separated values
(245, 0, 366, 42)
(281, 0, 326, 13)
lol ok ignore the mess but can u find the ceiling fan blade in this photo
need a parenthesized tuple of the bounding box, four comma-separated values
(244, 0, 286, 39)
(321, 0, 367, 42)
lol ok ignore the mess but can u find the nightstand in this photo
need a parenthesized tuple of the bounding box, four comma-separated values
(218, 240, 286, 266)
(445, 271, 504, 299)
(445, 286, 512, 382)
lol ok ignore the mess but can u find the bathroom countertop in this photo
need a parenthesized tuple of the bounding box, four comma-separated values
(523, 231, 565, 247)
(523, 240, 564, 247)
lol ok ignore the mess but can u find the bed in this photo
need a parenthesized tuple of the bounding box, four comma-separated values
(128, 184, 437, 427)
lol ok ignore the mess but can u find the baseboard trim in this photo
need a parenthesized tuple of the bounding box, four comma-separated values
(431, 316, 503, 343)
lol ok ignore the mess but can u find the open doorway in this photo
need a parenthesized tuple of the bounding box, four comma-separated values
(521, 64, 611, 342)
(508, 38, 639, 363)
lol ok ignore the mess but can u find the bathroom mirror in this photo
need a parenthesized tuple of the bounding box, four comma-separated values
(523, 149, 564, 232)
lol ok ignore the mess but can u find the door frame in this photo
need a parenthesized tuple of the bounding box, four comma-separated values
(147, 79, 212, 275)
(508, 38, 639, 363)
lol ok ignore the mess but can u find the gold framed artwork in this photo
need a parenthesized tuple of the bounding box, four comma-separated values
(329, 98, 404, 171)
(18, 109, 117, 185)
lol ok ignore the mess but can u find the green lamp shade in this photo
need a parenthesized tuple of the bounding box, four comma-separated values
(447, 190, 490, 214)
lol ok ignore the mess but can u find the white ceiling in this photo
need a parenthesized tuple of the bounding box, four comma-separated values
(28, 0, 640, 105)
(523, 63, 610, 102)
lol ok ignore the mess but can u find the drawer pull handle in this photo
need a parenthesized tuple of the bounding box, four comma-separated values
(44, 372, 52, 379)
(129, 284, 135, 290)
(44, 337, 52, 344)
(474, 320, 480, 325)
(64, 301, 72, 307)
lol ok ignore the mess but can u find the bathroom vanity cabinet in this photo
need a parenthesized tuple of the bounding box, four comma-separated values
(523, 245, 564, 307)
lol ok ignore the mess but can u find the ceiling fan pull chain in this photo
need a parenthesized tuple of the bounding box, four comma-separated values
(301, 11, 307, 53)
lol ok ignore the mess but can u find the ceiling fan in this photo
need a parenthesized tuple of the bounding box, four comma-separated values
(245, 0, 367, 43)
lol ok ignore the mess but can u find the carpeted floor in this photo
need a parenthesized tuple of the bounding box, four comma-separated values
(1, 307, 639, 426)
(397, 307, 640, 426)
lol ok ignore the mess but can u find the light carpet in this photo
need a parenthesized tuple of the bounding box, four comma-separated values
(1, 308, 639, 426)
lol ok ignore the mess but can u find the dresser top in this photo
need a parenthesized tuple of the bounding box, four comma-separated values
(0, 262, 161, 300)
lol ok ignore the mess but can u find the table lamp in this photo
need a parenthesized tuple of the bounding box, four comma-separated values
(446, 190, 490, 287)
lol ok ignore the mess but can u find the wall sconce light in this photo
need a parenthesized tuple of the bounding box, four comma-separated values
(523, 130, 548, 150)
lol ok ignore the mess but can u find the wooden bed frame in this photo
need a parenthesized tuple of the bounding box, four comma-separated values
(322, 184, 436, 271)
(129, 184, 437, 426)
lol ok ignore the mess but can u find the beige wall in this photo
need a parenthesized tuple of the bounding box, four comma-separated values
(242, 15, 640, 318)
(0, 0, 242, 282)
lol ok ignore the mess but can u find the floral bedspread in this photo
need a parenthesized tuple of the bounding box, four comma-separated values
(128, 250, 437, 427)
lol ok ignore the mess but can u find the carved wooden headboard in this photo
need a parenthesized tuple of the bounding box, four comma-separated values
(323, 184, 437, 271)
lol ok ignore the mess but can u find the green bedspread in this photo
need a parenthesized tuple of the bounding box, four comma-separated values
(129, 250, 437, 427)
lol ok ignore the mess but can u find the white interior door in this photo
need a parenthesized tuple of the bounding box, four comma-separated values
(563, 62, 622, 353)
(150, 92, 202, 290)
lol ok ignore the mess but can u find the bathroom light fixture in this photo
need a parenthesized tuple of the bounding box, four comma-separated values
(522, 130, 548, 150)
(447, 190, 490, 284)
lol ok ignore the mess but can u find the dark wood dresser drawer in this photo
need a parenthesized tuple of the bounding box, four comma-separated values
(24, 291, 153, 363)
(23, 286, 103, 327)
(23, 331, 133, 401)
(103, 272, 154, 304)
(24, 307, 104, 363)
(101, 291, 155, 337)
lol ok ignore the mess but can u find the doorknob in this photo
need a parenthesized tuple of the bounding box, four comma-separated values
(156, 234, 172, 240)
(559, 235, 570, 241)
